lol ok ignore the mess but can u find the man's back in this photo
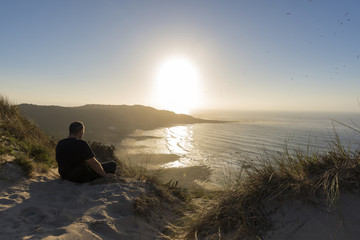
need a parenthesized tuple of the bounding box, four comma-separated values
(55, 138, 94, 180)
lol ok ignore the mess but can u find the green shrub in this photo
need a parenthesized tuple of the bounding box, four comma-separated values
(14, 153, 35, 177)
(28, 145, 54, 167)
(0, 146, 11, 156)
(90, 141, 130, 177)
(1, 95, 56, 175)
(90, 141, 117, 162)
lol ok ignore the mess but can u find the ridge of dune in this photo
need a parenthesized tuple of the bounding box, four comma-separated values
(0, 166, 176, 240)
(211, 192, 360, 240)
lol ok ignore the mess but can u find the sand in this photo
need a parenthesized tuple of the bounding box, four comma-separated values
(216, 193, 360, 240)
(4, 155, 359, 239)
(0, 163, 175, 240)
(265, 193, 360, 240)
(0, 148, 214, 239)
(2, 161, 360, 240)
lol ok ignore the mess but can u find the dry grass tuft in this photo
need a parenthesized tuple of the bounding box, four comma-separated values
(183, 138, 360, 239)
(14, 153, 36, 177)
(133, 192, 162, 217)
(0, 96, 54, 147)
(118, 155, 165, 184)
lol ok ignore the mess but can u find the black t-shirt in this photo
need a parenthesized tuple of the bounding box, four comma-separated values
(55, 138, 95, 179)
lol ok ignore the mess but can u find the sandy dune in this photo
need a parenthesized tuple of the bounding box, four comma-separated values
(3, 161, 360, 239)
(0, 163, 173, 240)
(265, 194, 360, 240)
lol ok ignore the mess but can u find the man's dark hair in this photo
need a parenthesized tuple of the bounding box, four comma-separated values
(69, 121, 84, 134)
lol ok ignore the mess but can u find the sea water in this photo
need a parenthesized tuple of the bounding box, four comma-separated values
(120, 111, 360, 184)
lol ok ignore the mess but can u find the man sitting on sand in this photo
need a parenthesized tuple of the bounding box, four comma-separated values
(56, 121, 117, 183)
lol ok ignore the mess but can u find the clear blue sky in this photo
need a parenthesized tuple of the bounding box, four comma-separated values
(1, 0, 360, 112)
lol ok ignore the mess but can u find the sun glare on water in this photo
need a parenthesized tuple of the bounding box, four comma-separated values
(155, 57, 200, 114)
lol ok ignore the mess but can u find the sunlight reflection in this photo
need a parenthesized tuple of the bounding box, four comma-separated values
(161, 125, 194, 168)
(162, 158, 191, 168)
(164, 125, 193, 155)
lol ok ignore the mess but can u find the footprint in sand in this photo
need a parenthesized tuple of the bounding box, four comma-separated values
(89, 220, 122, 239)
(114, 216, 140, 232)
(47, 228, 67, 237)
(20, 207, 46, 224)
(89, 219, 142, 239)
(106, 202, 134, 218)
(0, 212, 22, 228)
(0, 198, 17, 205)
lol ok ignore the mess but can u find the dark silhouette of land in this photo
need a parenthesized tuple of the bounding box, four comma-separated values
(19, 104, 221, 143)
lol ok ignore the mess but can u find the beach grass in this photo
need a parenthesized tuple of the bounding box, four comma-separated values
(180, 134, 360, 239)
(0, 96, 56, 175)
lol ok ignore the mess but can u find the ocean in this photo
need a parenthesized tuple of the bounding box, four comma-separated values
(120, 111, 360, 185)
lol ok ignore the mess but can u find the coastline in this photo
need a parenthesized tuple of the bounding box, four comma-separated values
(116, 151, 213, 190)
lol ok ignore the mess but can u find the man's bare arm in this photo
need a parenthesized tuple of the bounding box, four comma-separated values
(86, 157, 114, 178)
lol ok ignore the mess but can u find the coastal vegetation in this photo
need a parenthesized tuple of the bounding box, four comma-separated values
(180, 137, 360, 239)
(2, 95, 360, 239)
(0, 96, 55, 176)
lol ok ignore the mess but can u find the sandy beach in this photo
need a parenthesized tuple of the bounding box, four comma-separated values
(0, 163, 177, 240)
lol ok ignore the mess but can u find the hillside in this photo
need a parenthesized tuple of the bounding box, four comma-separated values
(19, 104, 220, 143)
(0, 97, 56, 176)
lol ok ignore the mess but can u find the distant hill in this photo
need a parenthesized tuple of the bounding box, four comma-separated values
(18, 104, 220, 144)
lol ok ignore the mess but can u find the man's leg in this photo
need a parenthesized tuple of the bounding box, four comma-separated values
(67, 162, 117, 183)
(101, 161, 117, 174)
(67, 164, 100, 183)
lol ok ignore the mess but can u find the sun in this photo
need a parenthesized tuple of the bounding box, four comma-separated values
(154, 57, 200, 114)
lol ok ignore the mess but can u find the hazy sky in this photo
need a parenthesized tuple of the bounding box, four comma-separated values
(1, 0, 360, 113)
